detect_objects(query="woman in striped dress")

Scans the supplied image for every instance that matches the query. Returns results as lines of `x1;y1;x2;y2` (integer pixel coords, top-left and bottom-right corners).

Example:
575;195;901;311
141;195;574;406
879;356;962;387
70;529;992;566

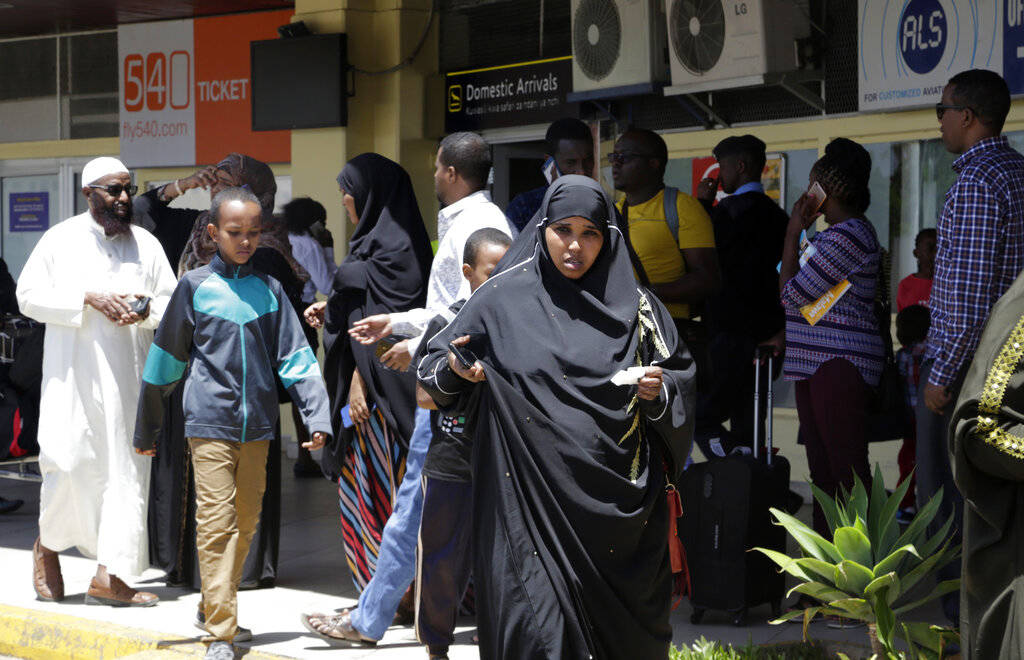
779;138;885;537
308;154;433;590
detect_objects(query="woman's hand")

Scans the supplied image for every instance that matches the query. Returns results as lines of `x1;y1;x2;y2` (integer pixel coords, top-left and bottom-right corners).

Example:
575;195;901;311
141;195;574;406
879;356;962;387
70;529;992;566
303;431;328;451
349;314;393;344
305;301;327;329
349;369;371;424
447;335;486;383
788;192;819;235
637;366;663;401
135;447;156;456
381;339;412;371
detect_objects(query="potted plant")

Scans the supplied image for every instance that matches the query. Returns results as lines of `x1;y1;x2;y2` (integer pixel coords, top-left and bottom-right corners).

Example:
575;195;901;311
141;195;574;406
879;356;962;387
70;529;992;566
754;465;960;658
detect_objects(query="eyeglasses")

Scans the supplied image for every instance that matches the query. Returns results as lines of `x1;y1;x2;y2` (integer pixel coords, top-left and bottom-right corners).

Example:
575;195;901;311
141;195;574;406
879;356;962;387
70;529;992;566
607;152;653;165
935;103;972;120
88;183;138;197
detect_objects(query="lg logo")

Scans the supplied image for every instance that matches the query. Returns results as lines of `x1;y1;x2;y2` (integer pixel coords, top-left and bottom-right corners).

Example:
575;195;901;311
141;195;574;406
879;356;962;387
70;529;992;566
899;0;947;75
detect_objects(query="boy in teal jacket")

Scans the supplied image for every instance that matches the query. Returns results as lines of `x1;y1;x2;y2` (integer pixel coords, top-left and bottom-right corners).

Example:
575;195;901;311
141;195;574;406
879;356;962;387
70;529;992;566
134;187;331;660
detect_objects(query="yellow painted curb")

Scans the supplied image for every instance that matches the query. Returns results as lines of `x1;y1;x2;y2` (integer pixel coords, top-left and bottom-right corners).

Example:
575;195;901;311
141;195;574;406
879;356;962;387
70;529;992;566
0;604;289;659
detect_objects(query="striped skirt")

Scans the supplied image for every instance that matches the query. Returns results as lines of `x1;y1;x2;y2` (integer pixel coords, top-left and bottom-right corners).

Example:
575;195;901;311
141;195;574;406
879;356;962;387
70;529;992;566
338;408;407;592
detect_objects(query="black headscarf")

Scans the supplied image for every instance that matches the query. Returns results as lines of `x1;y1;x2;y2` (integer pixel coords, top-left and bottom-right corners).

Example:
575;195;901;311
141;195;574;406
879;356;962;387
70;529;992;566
320;154;433;476
419;175;694;659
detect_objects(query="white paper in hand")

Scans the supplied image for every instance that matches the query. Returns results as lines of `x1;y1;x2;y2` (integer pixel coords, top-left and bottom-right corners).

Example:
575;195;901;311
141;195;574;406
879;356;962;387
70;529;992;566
610;366;647;386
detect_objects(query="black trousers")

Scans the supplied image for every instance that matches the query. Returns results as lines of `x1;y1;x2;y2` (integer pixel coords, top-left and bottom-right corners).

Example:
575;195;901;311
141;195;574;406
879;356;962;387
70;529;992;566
415;475;473;653
694;330;777;458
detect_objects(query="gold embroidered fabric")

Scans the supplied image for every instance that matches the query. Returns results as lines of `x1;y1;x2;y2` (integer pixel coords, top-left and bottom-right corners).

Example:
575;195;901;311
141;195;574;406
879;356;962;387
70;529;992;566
619;292;669;481
975;314;1024;460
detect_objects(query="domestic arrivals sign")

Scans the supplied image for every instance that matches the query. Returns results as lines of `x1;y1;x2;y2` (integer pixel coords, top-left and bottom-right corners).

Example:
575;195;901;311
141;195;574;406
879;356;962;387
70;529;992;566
118;10;292;167
445;56;578;132
858;0;1019;112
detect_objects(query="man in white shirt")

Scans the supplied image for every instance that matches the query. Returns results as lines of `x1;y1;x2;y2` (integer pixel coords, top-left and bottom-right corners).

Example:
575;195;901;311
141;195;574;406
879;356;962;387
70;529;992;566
301;132;511;647
18;157;176;607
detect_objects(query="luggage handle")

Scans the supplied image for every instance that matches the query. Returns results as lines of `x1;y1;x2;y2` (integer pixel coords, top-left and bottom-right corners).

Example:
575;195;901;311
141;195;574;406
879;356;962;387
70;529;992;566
753;346;775;465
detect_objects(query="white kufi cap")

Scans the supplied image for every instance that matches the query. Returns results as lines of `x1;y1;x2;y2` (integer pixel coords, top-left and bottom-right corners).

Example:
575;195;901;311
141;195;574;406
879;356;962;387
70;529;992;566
82;157;129;186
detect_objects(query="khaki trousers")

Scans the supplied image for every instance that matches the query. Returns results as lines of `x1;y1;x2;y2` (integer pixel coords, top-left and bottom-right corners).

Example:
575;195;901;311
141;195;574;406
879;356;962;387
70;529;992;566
190;437;269;642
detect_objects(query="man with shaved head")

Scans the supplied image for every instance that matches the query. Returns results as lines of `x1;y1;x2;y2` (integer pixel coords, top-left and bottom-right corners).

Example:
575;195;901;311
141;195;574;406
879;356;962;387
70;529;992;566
17;156;176;607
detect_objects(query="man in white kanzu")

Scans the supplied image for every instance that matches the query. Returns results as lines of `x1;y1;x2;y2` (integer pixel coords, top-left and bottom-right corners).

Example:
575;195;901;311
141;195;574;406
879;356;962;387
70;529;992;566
17;157;176;607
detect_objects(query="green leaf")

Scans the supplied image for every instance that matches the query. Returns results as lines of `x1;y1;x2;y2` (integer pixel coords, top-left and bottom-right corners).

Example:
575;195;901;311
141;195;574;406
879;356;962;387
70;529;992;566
897;539;957;598
867;464;889;550
873;592;897;653
753;547;815;581
810;482;843;533
849;473;870;523
919;513;956;558
792;557;840;584
894;487;944;551
834;526;873;567
834;559;875;595
873;544;920;579
828;597;874;621
876;469;913;557
788;581;850;604
768;608;806;624
769;508;843;562
897;621;961;654
854;514;870;541
864;572;898;598
893;579;961;615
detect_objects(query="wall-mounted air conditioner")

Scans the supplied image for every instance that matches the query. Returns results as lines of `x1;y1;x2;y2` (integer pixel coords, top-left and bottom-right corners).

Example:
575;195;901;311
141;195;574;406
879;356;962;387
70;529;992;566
570;0;669;97
663;0;809;95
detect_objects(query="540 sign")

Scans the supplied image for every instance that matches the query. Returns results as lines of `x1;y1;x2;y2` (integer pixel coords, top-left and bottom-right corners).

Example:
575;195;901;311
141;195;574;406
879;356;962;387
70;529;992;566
123;51;191;112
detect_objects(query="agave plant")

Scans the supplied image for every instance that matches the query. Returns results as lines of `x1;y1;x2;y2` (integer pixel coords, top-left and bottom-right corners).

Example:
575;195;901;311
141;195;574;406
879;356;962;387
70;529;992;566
754;465;960;659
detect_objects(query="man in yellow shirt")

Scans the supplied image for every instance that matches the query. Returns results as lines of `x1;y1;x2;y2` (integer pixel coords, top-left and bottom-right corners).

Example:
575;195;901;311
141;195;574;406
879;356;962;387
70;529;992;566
611;129;720;390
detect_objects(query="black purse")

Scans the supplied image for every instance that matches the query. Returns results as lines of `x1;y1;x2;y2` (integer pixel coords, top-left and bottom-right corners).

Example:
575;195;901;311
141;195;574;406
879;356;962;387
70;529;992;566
866;256;908;442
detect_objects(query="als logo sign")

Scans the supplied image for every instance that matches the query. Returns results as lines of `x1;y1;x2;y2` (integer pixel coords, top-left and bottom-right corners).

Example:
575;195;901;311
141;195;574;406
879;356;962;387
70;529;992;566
859;0;1002;111
900;0;947;74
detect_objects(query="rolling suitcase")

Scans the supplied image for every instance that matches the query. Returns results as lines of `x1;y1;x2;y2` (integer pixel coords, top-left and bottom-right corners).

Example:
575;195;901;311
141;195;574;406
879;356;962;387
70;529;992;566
679;347;790;626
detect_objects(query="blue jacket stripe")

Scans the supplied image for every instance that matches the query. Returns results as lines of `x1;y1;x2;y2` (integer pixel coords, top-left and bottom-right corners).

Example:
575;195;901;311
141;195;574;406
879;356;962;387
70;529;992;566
143;345;187;386
278;346;320;389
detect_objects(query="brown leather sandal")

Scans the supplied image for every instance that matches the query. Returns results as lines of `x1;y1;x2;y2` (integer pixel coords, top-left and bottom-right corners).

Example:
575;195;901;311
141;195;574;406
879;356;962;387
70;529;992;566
85;575;158;607
32;537;64;602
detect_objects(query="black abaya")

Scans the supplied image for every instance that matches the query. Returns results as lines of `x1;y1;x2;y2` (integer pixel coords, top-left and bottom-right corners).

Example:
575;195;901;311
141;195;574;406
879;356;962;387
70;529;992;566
418;176;695;659
320;153;433;476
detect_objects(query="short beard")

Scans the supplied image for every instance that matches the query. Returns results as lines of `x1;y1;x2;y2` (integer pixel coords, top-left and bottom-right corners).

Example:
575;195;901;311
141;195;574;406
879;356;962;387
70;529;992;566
93;202;133;236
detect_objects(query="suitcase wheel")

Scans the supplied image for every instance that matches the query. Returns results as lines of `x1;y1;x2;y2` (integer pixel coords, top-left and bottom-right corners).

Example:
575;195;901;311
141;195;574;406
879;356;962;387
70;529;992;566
689;607;705;625
731;608;747;627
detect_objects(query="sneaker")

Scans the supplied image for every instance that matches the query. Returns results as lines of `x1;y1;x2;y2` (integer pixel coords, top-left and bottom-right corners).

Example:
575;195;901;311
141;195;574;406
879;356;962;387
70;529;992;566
204;641;234;660
896;507;916;525
825;615;864;629
195;610;253;642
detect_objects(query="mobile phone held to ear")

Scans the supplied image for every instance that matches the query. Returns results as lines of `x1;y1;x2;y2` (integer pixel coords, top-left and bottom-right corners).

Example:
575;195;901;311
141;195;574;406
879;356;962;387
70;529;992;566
807;181;827;213
130;296;151;315
448;340;478;370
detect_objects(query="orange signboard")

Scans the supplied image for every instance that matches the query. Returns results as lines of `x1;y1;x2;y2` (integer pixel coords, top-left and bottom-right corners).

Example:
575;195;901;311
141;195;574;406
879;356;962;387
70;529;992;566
194;10;291;165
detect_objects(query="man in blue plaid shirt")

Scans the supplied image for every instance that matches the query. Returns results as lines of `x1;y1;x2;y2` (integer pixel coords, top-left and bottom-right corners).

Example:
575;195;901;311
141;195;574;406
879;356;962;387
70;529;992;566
920;69;1024;626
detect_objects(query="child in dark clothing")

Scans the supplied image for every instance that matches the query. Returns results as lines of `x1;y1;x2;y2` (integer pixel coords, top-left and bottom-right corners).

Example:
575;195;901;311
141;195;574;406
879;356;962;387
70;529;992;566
895;304;930;520
134;187;331;660
414;228;511;660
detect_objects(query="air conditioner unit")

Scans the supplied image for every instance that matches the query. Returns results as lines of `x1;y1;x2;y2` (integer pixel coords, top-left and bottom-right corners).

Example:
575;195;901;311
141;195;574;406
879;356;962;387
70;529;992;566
664;0;809;94
570;0;668;95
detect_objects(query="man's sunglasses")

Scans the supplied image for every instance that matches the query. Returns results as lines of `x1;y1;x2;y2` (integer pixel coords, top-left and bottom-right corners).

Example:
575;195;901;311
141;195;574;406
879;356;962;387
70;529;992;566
607;152;655;165
88;183;138;197
935;103;973;120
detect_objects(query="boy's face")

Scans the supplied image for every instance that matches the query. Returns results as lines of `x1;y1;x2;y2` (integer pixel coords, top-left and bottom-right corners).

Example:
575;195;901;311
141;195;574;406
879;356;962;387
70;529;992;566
207;200;262;266
914;233;937;274
462;243;509;292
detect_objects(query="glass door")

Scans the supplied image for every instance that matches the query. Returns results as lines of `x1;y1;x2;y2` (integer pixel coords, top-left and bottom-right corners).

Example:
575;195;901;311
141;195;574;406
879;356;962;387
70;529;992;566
1;174;60;279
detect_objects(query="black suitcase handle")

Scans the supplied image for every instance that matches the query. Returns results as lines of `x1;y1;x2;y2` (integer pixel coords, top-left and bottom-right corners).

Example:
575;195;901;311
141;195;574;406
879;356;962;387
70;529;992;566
753;346;775;465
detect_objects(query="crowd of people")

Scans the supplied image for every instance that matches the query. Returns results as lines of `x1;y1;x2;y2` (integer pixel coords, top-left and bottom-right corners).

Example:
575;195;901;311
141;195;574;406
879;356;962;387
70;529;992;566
5;66;1024;660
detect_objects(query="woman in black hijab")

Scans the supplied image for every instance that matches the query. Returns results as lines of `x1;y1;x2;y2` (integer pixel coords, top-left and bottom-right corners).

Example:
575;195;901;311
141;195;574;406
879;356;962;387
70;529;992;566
417;175;694;659
308;153;433;591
